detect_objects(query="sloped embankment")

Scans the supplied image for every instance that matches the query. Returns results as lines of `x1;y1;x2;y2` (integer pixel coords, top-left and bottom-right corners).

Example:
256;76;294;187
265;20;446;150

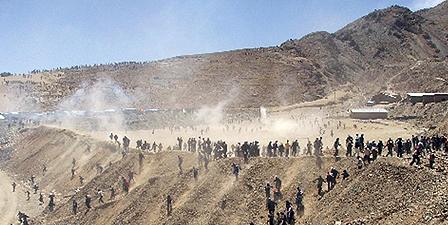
1;126;121;196
2;126;446;225
305;159;448;225
31;134;447;225
36;153;348;225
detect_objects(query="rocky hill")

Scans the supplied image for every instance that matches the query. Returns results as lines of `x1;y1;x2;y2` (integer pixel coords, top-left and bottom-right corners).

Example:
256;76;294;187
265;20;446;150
2;1;448;111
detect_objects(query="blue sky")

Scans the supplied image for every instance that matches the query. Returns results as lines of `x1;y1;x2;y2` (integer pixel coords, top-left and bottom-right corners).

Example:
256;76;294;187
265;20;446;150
0;0;444;73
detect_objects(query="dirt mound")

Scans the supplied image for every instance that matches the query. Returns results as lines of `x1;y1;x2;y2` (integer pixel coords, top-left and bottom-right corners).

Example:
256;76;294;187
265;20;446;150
1;126;121;196
7;126;437;225
0;125;445;225
39;154;447;225
306;159;448;225
34;151;351;225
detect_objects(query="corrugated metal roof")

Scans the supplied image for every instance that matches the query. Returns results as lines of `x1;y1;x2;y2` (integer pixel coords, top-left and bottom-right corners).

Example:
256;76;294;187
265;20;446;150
407;93;448;97
350;108;388;113
376;92;398;98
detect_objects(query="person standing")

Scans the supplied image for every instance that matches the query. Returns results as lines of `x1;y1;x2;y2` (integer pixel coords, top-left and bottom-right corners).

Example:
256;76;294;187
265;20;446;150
166;195;173;216
333;138;341;159
72;199;78;215
85;194;92;211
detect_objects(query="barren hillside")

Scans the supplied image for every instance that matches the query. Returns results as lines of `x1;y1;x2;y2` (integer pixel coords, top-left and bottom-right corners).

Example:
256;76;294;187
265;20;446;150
1;127;122;196
2;2;448;111
0;126;444;225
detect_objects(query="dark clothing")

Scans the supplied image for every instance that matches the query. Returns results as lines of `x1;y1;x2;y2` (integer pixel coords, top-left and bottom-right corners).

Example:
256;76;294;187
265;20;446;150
346;142;353;157
377;141;384;156
274;177;282;191
266;198;276;215
326;174;333;191
265;185;271;199
342;170;349;180
85;196;92;209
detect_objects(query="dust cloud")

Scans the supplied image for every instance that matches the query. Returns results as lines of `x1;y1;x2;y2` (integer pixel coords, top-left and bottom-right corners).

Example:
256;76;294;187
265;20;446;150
0;84;41;112
194;101;227;125
54;78;133;131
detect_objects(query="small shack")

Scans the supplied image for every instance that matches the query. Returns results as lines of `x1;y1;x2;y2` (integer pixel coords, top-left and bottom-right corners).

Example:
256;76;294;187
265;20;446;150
407;93;448;104
369;92;401;104
350;108;388;120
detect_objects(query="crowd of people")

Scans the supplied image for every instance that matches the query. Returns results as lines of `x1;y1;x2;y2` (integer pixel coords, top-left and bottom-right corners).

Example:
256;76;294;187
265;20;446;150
264;176;299;225
9;127;446;225
340;134;444;168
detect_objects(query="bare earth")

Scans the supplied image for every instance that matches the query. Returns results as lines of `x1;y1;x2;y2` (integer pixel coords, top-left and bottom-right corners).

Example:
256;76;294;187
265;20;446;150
0;171;18;225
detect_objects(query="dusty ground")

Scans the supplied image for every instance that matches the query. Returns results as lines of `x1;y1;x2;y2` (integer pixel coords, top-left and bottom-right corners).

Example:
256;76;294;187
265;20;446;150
84;116;418;153
0;170;43;225
0;171;18;225
0;97;428;225
0;78;429;225
4;136;443;225
79;96;420;153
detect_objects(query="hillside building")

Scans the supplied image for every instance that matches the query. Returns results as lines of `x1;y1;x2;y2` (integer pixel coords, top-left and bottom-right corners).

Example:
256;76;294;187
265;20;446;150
350;108;388;120
406;93;448;104
369;92;401;105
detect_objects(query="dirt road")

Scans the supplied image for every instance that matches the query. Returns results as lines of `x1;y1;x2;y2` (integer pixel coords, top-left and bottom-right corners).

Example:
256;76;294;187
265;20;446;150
0;170;18;225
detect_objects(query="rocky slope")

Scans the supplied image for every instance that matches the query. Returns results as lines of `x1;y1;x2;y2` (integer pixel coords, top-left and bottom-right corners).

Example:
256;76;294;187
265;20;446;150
2;2;448;111
1;127;121;196
0;126;445;225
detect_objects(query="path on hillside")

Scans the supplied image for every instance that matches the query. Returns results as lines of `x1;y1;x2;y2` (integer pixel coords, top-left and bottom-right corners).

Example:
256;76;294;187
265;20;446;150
386;60;422;92
0;170;18;225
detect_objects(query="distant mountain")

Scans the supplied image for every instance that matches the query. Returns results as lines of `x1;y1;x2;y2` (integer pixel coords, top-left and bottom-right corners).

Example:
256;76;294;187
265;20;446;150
6;1;448;110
